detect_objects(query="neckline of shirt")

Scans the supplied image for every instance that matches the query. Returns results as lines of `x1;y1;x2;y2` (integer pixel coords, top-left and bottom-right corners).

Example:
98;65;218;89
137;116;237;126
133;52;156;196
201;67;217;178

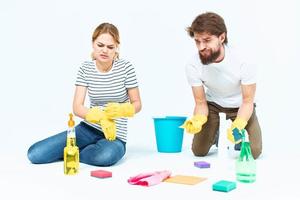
94;60;115;74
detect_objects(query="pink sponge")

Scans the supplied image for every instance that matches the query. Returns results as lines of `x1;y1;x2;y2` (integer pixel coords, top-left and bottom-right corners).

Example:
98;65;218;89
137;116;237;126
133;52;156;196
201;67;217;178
91;170;112;178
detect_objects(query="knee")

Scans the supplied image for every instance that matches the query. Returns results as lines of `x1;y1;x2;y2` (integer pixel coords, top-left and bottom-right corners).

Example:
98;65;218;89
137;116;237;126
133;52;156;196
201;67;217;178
191;145;209;157
96;152;119;166
94;151;122;166
251;145;262;159
82;147;124;166
27;144;45;164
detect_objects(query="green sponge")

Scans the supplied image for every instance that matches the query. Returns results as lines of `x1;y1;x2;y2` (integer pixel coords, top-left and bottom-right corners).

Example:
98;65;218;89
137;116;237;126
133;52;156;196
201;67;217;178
212;180;236;192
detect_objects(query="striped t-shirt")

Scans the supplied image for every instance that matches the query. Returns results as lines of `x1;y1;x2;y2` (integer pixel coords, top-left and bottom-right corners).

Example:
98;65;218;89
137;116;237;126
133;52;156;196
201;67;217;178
75;58;138;142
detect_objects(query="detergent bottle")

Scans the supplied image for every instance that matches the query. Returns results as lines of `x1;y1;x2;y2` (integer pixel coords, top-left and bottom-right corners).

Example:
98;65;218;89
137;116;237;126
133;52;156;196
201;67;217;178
64;113;79;175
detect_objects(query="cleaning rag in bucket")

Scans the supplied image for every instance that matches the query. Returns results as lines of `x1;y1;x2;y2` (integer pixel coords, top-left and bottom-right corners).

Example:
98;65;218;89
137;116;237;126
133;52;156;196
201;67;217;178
128;170;171;186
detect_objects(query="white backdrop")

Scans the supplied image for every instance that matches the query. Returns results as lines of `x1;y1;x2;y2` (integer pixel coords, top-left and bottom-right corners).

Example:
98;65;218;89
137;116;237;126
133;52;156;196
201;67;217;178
0;0;299;156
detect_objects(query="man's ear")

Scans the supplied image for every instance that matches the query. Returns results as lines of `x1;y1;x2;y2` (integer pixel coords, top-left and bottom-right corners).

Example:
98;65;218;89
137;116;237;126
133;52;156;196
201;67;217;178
219;32;226;43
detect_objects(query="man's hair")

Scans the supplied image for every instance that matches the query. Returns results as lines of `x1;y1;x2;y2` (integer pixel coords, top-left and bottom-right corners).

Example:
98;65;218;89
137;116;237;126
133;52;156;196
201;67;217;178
187;12;228;44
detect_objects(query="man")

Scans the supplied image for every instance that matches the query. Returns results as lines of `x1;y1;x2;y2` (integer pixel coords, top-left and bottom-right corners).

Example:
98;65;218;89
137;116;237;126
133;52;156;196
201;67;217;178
181;12;262;159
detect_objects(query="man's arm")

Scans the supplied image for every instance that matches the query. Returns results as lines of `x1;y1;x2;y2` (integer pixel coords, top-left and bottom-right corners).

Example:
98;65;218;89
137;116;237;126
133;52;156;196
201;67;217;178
192;86;208;116
180;86;208;134
237;83;256;121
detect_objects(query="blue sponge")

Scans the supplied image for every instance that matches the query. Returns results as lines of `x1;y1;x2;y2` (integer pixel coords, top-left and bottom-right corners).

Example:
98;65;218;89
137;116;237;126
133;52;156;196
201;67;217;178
232;128;243;143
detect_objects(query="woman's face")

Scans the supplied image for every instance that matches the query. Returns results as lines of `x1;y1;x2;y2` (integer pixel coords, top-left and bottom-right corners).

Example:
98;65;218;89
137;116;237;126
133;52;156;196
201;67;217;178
92;33;118;63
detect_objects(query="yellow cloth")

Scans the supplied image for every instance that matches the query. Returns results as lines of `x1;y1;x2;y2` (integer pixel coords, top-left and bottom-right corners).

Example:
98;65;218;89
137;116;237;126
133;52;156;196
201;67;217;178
227;117;247;143
104;102;135;118
180;115;207;134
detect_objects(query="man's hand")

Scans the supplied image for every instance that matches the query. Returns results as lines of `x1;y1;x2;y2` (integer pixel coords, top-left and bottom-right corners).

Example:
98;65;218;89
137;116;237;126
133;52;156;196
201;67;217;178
227;117;247;143
180;115;207;134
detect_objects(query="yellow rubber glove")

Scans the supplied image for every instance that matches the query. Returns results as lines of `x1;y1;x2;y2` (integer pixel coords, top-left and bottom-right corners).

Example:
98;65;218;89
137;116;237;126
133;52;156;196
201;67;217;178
104;102;135;118
85;107;106;123
180;115;208;134
227;117;247;144
227;129;236;143
85;107;117;141
99;118;116;141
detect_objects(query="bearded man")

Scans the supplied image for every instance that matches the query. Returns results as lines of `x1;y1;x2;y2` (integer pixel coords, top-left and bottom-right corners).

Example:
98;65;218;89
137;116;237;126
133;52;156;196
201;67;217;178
182;12;262;159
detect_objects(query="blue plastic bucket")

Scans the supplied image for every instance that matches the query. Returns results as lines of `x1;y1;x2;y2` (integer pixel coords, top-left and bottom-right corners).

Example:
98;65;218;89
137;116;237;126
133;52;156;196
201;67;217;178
153;116;187;153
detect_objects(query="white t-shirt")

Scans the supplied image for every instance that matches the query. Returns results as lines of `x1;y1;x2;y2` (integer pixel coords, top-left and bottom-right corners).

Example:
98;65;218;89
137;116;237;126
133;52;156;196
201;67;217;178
185;46;257;108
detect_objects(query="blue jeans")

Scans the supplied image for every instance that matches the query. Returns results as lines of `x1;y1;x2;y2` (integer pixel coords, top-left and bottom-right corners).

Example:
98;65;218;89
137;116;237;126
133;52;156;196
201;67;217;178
27;122;126;166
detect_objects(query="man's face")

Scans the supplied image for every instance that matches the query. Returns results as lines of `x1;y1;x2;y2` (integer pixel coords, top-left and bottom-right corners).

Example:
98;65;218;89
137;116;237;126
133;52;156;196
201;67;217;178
194;32;225;65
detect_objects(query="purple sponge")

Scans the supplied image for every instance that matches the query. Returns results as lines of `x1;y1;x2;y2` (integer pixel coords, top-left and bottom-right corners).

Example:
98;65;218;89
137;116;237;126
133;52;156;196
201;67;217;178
194;161;210;168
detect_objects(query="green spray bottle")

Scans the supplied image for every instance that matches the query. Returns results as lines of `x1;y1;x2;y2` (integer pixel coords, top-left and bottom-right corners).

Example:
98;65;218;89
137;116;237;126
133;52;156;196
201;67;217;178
235;129;256;183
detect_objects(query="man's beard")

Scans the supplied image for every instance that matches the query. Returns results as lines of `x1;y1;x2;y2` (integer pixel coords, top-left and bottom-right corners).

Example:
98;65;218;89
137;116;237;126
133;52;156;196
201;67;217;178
199;48;221;65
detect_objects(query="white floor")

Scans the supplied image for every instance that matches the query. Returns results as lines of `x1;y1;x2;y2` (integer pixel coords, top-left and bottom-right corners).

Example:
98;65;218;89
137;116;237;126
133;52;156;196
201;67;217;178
1;139;299;200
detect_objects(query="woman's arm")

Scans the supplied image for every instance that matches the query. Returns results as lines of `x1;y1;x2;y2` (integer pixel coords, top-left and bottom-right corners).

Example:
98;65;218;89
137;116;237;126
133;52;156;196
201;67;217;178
127;87;142;114
73;86;89;119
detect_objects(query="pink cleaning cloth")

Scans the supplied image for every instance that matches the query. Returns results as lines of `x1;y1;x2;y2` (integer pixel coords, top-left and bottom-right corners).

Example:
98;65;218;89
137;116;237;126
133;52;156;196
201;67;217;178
128;170;171;186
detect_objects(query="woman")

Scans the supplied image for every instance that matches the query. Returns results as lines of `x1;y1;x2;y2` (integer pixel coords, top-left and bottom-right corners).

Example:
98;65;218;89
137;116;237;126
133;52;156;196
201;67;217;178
27;23;142;166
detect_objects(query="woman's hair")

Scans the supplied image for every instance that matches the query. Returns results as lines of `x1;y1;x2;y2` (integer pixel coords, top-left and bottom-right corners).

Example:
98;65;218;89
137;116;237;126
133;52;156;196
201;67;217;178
92;23;120;59
186;12;228;44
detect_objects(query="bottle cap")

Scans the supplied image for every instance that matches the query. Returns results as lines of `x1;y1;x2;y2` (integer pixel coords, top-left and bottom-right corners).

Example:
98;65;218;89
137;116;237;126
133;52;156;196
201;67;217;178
68;113;75;127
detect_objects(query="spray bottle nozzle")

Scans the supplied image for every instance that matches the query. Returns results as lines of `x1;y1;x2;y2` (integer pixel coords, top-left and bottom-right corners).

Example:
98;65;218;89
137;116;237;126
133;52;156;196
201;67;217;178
68;113;75;127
